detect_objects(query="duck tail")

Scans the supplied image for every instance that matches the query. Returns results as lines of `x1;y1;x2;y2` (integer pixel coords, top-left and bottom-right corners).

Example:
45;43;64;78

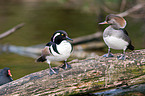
127;43;134;50
36;56;46;62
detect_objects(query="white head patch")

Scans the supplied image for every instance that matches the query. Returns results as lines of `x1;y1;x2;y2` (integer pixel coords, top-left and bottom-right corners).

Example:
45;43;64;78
53;33;60;42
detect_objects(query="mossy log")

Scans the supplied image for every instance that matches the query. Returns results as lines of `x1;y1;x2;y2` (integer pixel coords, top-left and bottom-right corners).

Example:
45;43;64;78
0;49;145;95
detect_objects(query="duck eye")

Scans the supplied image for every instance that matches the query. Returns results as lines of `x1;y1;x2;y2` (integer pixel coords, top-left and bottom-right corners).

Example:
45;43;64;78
61;34;64;36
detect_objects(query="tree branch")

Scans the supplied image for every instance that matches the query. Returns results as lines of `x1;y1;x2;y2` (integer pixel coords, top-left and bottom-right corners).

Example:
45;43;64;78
102;2;145;18
0;23;25;40
120;0;126;12
117;3;145;17
72;32;102;45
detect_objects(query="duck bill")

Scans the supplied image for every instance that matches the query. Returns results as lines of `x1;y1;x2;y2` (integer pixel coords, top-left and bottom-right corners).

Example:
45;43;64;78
8;70;12;77
66;36;73;41
99;21;108;24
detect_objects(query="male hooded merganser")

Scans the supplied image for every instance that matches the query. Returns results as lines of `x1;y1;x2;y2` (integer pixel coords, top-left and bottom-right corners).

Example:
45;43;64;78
0;67;13;86
36;30;73;75
99;14;134;60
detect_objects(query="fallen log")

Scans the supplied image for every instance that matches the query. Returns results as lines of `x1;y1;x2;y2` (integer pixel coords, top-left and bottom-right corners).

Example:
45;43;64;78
0;49;145;95
93;83;145;96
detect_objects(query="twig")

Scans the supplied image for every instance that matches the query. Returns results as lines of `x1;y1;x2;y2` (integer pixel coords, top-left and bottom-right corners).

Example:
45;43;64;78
117;3;145;17
120;0;126;12
72;32;102;45
101;6;117;14
102;2;145;18
0;23;25;40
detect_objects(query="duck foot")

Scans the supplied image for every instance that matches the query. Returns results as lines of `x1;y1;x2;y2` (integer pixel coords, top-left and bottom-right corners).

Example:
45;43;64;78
103;53;114;57
49;68;59;75
60;63;72;70
117;55;126;60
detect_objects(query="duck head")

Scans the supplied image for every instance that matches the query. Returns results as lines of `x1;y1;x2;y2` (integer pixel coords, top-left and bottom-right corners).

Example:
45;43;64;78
99;14;127;29
51;30;73;44
1;67;12;77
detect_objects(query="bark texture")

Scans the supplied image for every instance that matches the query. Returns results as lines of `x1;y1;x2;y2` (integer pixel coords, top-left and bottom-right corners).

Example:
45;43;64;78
0;49;145;96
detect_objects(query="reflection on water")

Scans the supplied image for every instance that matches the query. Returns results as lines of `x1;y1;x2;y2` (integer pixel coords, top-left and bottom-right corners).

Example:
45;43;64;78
0;1;144;80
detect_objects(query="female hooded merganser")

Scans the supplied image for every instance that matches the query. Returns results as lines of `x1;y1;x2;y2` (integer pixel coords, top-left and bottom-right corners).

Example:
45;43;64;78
36;30;73;75
99;14;134;60
0;67;13;86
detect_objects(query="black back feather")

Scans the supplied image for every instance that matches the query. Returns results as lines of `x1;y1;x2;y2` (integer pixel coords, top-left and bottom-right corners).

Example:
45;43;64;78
36;56;46;62
120;28;129;36
120;28;134;50
127;43;134;50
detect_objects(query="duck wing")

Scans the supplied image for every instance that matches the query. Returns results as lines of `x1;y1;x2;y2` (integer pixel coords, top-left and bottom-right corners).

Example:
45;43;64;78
121;28;128;36
121;29;134;50
36;42;53;62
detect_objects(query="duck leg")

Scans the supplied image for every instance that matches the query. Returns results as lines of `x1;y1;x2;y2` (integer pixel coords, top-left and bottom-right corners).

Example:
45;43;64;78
47;60;59;75
117;50;126;60
103;47;114;57
60;60;72;70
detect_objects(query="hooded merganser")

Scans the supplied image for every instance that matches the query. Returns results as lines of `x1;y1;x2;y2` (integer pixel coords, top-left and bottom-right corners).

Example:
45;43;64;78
36;30;73;75
0;67;13;86
99;14;134;60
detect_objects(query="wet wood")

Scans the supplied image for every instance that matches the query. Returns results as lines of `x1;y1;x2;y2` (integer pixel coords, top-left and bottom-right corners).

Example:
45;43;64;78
0;49;145;96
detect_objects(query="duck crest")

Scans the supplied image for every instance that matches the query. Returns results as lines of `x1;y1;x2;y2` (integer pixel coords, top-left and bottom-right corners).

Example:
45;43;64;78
113;16;126;29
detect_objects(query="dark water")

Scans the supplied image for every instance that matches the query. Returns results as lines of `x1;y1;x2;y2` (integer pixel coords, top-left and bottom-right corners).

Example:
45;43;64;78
0;1;144;80
0;1;97;80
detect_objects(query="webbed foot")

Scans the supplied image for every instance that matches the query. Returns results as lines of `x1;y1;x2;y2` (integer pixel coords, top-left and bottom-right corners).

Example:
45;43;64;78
49;68;59;75
103;53;114;57
60;63;72;70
